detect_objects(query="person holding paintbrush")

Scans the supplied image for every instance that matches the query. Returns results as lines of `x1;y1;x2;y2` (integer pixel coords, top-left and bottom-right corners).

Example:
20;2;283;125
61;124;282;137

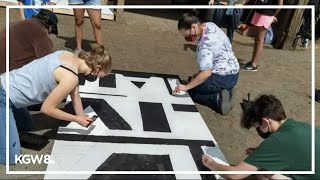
174;13;239;115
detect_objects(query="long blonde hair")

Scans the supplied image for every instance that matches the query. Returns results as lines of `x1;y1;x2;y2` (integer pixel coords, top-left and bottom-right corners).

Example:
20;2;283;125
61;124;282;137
79;44;112;74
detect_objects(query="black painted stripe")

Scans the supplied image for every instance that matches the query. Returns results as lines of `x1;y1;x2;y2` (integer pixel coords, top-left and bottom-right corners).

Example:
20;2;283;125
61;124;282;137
79;92;127;97
164;78;173;96
89;154;176;179
55;134;215;147
111;69;181;81
94;153;174;171
55;134;216;178
172;104;198;112
99;73;116;88
189;145;216;180
139;102;171;133
62;98;131;130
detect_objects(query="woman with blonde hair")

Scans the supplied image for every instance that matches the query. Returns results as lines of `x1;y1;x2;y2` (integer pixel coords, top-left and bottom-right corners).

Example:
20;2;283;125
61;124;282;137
0;44;111;165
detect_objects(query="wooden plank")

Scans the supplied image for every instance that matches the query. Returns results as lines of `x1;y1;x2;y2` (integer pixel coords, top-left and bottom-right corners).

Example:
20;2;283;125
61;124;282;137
0;1;114;21
282;0;309;49
272;0;296;49
116;0;125;23
0;1;17;6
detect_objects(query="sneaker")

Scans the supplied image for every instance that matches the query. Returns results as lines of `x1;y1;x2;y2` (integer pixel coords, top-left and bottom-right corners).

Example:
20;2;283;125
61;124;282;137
74;48;83;57
316;89;320;103
229;87;236;109
219;89;231;115
242;62;258;71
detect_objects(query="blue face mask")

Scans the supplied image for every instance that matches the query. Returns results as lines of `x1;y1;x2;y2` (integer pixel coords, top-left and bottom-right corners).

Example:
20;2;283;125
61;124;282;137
84;69;100;82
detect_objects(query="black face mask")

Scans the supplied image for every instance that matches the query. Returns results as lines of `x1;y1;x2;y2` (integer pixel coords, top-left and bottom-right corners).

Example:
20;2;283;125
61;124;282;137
256;127;272;139
84;69;99;82
83;74;97;82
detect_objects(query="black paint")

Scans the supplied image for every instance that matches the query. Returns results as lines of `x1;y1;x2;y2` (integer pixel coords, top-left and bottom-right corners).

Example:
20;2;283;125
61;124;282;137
79;92;127;97
78;74;86;85
99;73;116;88
111;69;182;95
55;134;215;148
139;102;171;133
62;98;131;130
89;153;176;180
163;78;173;96
19;132;49;151
55;134;216;178
172;104;198;112
27;104;43;111
189;145;216;180
131;81;145;89
111;70;181;80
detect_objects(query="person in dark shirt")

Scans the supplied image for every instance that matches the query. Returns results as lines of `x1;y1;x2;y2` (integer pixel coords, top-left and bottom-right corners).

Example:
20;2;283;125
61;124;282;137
0;9;58;133
202;94;320;179
0;9;58;74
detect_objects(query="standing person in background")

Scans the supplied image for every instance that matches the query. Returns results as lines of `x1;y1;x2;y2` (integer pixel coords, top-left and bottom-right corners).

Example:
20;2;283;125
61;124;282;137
242;0;283;71
208;0;243;43
175;13;239;115
18;0;56;20
69;0;102;56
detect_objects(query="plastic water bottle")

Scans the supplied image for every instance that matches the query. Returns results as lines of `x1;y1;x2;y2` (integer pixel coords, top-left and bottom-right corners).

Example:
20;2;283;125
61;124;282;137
303;39;309;48
264;27;274;45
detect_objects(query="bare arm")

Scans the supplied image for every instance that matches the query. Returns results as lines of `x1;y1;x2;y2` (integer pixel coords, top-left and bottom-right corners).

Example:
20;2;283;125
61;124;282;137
174;69;212;93
40;71;92;126
202;155;258;180
70;85;86;117
18;1;25;20
216;161;258;179
274;0;283;16
186;69;212;90
40;74;79;122
242;0;250;5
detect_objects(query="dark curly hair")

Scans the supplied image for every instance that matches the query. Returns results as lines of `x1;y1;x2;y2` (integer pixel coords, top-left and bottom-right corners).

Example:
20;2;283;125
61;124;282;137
178;13;200;31
241;94;287;129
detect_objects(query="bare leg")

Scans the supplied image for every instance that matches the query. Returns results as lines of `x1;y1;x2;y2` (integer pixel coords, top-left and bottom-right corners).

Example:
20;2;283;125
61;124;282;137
73;9;86;49
250;26;267;67
86;9;102;45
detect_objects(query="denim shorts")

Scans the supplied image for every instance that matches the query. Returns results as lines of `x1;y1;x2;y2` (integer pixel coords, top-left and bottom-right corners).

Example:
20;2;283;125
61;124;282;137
68;0;101;5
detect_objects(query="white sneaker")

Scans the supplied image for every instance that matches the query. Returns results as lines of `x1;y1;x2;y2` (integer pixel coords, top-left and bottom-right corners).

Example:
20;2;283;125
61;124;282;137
74;48;83;57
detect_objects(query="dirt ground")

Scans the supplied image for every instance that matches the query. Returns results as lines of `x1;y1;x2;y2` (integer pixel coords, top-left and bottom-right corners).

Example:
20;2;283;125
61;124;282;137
0;7;318;179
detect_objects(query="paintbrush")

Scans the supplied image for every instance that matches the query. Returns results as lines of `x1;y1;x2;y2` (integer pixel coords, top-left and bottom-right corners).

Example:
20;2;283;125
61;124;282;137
85;115;99;128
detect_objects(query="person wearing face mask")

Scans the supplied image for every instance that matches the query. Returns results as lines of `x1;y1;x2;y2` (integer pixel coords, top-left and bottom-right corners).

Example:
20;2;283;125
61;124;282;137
0;44;112;165
202;94;320;179
0;9;58;74
175;13;239;115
